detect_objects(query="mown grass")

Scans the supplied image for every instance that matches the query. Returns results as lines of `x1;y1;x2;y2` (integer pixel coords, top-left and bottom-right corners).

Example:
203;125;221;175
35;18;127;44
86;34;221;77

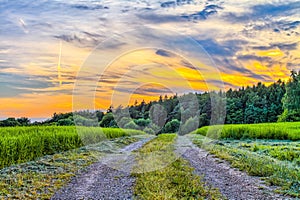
0;126;144;169
133;134;224;200
192;135;300;197
193;122;300;141
237;141;300;165
0;136;141;199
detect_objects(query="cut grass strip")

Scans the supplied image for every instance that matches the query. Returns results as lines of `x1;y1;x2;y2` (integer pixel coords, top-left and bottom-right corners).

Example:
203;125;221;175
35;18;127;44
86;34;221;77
192;135;300;197
133;134;224;200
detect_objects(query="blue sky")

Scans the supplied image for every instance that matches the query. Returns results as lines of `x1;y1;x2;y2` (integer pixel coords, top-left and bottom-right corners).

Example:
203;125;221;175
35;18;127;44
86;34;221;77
0;0;299;118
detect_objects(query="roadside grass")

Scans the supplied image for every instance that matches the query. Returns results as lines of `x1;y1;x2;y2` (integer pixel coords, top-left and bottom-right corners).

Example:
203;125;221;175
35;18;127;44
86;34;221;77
133;134;224;200
193;122;300;141
0;126;144;169
0;136;142;199
192;135;300;197
236;141;300;164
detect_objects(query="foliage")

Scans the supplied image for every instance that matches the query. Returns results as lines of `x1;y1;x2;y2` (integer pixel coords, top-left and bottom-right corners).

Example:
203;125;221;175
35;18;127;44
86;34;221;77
57;118;74;126
134;118;150;127
117;117;132;128
162;119;180;133
143;127;155;134
179;117;198;135
124;121;139;130
99;113;116;127
280;70;300;122
74;115;98;127
0;117;30;127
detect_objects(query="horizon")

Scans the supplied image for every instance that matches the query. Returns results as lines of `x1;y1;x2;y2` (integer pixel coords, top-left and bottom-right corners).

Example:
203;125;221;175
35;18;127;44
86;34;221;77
0;77;289;120
1;0;299;118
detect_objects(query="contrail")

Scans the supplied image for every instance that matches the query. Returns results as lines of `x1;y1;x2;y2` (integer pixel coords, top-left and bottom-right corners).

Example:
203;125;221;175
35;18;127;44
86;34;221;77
58;40;62;86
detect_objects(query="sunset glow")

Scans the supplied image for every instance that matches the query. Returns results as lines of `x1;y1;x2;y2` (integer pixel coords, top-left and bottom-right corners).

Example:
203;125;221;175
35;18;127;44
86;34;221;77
0;0;299;119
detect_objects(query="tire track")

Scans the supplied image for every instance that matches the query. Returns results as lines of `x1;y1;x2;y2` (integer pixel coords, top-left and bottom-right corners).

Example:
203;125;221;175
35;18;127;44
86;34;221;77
174;136;291;200
51;136;154;200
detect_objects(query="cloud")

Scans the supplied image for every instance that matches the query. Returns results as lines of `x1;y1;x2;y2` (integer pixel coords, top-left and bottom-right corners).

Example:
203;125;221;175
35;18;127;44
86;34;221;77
180;60;197;70
237;54;273;62
0;72;59;97
71;4;109;10
54;32;102;48
252;42;298;51
155;49;174;57
137;13;184;23
251;1;300;18
181;4;223;21
138;2;223;24
280;21;300;31
248;20;300;36
196;39;242;57
160;0;193;8
134;86;172;96
114;84;172;96
224;1;300;23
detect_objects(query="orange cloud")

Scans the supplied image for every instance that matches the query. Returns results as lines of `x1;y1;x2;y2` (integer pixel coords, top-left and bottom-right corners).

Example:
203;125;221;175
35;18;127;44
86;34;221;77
256;49;284;57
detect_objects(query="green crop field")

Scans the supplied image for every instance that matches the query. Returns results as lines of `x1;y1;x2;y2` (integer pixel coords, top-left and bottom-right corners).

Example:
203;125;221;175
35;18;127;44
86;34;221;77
192;122;300;197
193;122;300;141
0;126;144;169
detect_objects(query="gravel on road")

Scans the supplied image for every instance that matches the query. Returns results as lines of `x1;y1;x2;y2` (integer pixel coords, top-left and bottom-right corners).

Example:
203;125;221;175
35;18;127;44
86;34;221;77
174;136;292;200
51;137;153;200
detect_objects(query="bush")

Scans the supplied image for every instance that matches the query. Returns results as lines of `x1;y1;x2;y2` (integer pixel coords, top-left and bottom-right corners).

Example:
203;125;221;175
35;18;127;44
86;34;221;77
179;117;199;135
134;118;151;127
124;121;139;130
118;117;132;128
162;119;180;133
74;115;98;127
99;113;114;127
57;118;74;126
143;127;155;135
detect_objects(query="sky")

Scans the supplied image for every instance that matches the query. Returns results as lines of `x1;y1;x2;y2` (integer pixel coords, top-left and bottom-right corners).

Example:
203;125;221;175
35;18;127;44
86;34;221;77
0;0;300;119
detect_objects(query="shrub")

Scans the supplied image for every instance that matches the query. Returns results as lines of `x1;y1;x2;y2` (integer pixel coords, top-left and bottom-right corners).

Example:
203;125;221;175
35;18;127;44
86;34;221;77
162;119;180;133
57;118;74;126
179;117;199;135
124;121;139;130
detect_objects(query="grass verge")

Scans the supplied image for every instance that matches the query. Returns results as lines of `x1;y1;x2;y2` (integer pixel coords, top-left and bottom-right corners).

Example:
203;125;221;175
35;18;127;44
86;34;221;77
192;135;300;197
133;134;224;200
0;136;142;199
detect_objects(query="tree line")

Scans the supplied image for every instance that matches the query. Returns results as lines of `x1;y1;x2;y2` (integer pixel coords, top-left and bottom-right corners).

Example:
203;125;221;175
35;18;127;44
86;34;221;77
1;71;300;133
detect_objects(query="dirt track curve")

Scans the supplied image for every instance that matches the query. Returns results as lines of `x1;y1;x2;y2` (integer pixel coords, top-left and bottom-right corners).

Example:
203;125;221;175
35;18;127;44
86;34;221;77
175;136;293;200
